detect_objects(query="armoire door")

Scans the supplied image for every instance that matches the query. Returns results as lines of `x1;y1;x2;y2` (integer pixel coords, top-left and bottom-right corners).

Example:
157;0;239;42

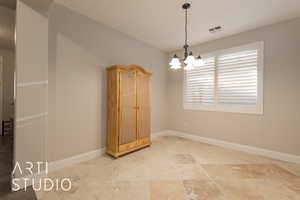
119;71;137;145
137;71;151;139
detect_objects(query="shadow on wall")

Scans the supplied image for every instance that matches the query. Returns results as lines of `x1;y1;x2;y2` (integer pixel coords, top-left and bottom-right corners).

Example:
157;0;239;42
49;3;167;68
48;33;105;160
20;0;52;15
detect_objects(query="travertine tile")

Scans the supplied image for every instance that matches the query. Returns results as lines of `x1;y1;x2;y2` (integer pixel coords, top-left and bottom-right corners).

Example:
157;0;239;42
113;161;150;181
63;180;151;200
2;187;37;200
35;136;300;200
148;162;182;180
192;146;273;165
277;162;300;177
150;180;186;200
179;165;211;180
284;178;300;195
217;179;300;200
202;164;298;181
174;154;196;164
112;181;150;200
183;180;225;200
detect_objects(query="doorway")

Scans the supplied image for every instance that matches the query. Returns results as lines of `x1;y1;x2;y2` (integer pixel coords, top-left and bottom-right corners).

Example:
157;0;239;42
0;51;15;196
0;0;16;196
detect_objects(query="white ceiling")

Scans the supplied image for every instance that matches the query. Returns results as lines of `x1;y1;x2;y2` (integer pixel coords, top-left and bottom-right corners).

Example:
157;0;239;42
57;0;300;51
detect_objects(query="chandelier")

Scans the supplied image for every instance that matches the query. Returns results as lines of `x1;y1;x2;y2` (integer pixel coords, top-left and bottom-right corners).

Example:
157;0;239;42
169;3;204;70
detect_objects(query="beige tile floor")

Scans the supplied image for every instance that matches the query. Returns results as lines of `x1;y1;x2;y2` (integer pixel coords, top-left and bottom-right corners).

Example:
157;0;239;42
36;136;300;200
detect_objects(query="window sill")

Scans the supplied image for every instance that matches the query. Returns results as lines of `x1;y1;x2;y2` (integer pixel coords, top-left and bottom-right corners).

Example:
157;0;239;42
183;104;263;115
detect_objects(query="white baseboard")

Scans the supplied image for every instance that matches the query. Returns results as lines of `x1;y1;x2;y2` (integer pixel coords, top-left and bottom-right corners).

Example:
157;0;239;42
49;130;170;172
163;130;300;164
151;130;170;139
48;148;105;172
49;130;172;172
14;129;300;191
46;130;175;173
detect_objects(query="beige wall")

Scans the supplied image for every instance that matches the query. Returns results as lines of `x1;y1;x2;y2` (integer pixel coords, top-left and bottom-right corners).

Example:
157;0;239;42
47;3;168;162
15;0;48;177
0;49;14;120
167;18;300;156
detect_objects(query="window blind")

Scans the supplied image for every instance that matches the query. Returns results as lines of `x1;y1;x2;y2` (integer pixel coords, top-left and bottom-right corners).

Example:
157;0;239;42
183;41;263;114
184;57;215;105
217;50;258;105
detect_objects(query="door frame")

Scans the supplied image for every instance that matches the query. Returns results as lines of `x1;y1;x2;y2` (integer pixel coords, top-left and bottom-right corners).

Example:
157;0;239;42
0;56;3;131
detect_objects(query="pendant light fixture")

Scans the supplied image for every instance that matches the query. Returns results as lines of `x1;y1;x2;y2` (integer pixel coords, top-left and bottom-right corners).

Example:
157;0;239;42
169;3;204;70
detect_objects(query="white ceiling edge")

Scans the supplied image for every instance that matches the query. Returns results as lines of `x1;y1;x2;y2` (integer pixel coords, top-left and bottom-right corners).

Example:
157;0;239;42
53;0;300;53
167;17;300;53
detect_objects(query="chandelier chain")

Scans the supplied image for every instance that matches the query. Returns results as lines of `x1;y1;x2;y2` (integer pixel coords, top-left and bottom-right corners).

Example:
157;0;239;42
169;2;204;70
185;7;188;46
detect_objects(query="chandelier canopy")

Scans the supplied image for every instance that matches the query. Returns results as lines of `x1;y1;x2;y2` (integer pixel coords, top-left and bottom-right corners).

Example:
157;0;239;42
169;3;204;70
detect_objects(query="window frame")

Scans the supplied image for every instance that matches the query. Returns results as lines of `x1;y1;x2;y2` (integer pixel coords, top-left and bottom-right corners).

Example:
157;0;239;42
183;41;264;115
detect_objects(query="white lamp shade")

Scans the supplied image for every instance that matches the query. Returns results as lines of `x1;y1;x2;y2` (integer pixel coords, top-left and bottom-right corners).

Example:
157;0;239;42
184;63;194;71
184;55;195;65
170;64;181;70
194;58;205;67
169;57;181;66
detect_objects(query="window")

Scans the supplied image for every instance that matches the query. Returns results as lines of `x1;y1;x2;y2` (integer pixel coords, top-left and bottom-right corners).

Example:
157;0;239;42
184;41;264;114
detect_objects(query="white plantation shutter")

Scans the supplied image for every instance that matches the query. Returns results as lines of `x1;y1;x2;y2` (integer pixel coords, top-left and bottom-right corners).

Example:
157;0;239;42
183;41;263;114
217;50;258;105
184;57;215;106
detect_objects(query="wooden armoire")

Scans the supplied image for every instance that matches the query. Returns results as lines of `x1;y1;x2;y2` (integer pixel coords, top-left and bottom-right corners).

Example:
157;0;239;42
106;65;152;158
